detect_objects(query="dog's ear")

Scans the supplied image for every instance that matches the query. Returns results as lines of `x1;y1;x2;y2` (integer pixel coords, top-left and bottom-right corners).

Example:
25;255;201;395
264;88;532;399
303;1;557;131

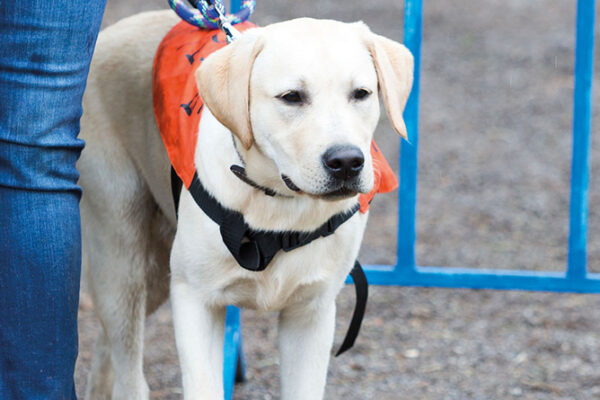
196;31;265;149
364;29;414;140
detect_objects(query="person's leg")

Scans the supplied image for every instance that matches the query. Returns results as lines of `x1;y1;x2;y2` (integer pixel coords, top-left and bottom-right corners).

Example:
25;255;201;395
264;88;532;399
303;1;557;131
0;1;106;398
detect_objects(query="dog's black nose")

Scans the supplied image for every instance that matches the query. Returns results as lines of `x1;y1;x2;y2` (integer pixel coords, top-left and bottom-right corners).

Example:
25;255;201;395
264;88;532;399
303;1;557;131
322;145;364;180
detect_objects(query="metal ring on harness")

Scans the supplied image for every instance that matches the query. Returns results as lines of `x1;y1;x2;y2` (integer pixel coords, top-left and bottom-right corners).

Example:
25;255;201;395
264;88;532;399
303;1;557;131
167;0;256;29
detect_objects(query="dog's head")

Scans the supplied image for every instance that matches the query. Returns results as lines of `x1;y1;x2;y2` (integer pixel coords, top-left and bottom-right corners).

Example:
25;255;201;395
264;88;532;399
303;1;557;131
196;18;413;200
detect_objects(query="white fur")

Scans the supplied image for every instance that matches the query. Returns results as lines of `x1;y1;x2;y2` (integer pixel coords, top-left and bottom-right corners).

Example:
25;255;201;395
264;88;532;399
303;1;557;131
79;10;412;400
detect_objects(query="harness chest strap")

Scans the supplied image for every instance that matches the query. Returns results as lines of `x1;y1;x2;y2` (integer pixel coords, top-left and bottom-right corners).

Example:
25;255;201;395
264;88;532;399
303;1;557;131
171;168;367;356
186;171;360;271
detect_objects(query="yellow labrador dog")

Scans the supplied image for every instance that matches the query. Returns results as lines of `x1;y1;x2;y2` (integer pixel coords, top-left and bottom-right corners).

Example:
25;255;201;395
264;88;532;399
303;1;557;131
79;10;412;400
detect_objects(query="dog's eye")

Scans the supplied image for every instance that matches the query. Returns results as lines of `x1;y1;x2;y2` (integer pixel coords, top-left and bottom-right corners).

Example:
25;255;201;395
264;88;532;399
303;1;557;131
278;90;304;105
352;88;372;101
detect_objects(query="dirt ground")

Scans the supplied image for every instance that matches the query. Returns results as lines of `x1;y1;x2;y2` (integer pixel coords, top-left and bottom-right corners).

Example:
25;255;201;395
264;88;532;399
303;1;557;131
75;1;600;399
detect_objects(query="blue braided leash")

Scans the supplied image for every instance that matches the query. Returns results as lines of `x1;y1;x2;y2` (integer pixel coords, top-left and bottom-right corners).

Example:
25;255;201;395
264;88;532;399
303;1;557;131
168;0;255;29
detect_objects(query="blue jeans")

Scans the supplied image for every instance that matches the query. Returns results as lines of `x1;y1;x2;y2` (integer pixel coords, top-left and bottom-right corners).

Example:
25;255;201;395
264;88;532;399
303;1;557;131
0;1;106;398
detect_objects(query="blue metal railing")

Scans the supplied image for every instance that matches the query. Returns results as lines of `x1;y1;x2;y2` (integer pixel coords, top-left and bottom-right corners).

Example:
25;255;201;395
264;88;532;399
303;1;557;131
360;0;598;293
361;0;599;293
223;0;597;397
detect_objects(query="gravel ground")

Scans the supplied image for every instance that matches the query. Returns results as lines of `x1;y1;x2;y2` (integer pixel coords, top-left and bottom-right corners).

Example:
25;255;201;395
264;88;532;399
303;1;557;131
76;1;600;399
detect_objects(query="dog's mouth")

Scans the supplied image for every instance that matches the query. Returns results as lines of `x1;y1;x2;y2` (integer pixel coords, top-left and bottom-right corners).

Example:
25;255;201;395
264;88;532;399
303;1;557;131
281;174;301;192
281;174;359;200
319;187;358;201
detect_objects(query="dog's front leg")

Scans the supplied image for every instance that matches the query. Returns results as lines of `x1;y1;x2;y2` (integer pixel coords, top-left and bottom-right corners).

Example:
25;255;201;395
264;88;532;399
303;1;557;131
171;280;226;400
278;298;336;400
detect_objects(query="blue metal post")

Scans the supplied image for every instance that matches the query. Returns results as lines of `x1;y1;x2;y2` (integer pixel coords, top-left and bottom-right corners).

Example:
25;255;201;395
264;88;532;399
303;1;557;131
396;0;423;272
223;306;244;400
567;0;595;280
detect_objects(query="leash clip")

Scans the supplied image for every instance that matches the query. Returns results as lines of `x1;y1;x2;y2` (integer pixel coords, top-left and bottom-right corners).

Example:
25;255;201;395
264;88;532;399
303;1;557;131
213;3;242;43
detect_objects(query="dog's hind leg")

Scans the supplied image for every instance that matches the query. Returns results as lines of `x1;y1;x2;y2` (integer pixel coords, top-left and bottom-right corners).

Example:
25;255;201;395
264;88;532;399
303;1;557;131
85;331;114;400
81;176;157;400
86;235;150;400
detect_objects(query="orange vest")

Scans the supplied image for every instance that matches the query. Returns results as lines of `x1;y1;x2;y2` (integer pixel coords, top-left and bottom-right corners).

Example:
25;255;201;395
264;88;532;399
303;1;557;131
153;21;398;213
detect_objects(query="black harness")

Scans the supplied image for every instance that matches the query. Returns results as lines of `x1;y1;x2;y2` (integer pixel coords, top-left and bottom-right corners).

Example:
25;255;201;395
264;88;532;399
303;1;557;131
171;167;368;356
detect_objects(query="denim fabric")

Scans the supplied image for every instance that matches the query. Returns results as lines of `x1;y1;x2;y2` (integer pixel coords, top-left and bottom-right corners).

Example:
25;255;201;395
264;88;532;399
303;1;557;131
0;0;106;398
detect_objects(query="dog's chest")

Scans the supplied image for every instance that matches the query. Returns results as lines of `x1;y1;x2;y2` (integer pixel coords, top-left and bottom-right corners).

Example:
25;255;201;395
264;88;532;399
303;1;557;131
217;235;356;311
175;202;366;312
218;267;326;311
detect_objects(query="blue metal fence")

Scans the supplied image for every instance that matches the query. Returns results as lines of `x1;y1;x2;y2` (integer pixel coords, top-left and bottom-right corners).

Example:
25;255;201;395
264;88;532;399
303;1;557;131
363;0;598;293
223;0;597;398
